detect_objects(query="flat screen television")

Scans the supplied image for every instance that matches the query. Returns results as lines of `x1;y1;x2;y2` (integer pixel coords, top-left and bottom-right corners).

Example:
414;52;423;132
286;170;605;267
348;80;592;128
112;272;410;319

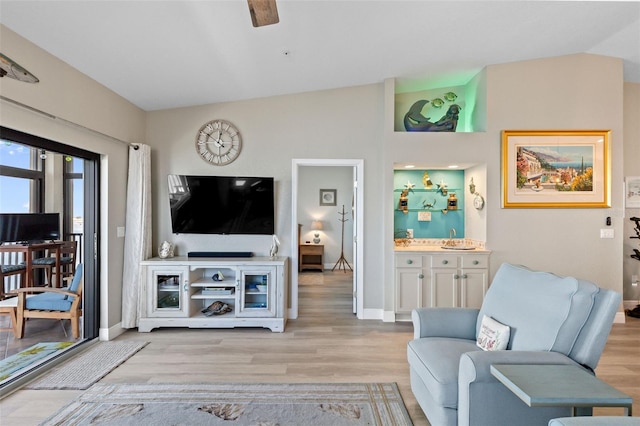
0;213;61;244
168;175;275;235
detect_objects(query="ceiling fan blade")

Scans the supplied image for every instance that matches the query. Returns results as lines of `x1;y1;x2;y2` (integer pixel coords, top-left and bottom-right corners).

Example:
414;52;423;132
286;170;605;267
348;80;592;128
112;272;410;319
248;0;279;27
0;53;39;83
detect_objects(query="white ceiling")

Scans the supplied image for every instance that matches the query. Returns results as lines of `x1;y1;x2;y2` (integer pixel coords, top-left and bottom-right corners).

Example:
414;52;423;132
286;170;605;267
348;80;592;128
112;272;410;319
1;1;639;112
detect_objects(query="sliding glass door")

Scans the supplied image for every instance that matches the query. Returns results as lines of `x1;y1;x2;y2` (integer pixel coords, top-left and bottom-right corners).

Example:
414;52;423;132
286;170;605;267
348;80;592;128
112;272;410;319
0;126;100;344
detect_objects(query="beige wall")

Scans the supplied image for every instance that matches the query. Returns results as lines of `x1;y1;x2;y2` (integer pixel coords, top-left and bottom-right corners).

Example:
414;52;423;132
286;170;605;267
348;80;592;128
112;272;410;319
2;23;636;329
384;53;626;315
0;25;146;338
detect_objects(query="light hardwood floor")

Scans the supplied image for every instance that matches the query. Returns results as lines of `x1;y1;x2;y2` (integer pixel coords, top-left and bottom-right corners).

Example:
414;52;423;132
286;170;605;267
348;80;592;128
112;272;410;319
1;271;639;425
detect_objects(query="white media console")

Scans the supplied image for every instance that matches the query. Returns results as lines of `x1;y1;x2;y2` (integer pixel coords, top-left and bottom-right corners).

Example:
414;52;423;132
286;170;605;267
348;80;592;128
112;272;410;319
139;256;288;332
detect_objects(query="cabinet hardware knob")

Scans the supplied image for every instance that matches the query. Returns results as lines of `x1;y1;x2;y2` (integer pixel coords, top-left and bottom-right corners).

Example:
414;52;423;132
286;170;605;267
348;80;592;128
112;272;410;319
473;260;479;265
463;274;468;279
442;260;448;265
406;259;413;264
454;274;460;279
418;274;424;279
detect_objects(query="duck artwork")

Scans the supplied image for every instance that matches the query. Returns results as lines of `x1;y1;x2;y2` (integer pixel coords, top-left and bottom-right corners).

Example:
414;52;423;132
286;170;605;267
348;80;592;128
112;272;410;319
404;100;461;132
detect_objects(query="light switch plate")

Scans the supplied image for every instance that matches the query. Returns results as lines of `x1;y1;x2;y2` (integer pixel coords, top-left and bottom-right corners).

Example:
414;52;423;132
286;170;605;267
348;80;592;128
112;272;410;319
117;226;126;238
599;229;614;238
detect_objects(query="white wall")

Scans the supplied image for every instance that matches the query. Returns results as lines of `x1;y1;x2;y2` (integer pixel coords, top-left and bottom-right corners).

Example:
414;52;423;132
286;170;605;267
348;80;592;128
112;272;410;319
146;85;385;308
383;53;626;315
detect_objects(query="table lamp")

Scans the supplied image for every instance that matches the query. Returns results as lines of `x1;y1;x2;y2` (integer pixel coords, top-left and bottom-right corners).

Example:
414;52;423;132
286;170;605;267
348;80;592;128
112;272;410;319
311;220;323;244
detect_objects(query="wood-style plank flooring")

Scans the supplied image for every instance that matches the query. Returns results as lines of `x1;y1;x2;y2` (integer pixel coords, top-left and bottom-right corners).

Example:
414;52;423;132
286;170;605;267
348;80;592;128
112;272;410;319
1;271;639;425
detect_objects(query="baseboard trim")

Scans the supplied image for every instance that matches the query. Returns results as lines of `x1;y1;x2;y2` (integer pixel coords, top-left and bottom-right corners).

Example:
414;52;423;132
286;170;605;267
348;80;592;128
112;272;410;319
99;322;126;341
362;308;383;320
614;311;626;324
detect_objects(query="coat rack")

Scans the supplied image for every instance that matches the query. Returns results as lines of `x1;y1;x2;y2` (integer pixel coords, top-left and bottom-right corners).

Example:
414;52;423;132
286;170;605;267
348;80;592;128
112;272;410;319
332;204;352;272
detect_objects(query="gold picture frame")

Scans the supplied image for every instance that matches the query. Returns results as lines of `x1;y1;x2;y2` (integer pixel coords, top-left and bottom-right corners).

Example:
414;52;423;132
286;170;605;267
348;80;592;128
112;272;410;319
501;130;611;208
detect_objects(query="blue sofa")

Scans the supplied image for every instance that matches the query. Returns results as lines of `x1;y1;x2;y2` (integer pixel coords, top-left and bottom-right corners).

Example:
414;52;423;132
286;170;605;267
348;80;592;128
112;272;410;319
407;263;622;426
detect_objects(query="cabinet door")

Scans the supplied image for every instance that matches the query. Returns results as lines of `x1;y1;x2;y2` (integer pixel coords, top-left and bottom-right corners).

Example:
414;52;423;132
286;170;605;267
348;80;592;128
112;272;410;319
430;268;458;308
238;267;277;317
395;268;424;313
149;267;189;317
459;269;488;308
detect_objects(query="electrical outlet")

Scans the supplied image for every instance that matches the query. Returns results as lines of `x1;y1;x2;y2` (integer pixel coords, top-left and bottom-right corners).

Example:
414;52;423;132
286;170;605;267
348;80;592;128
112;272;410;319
406;229;414;239
633;275;639;287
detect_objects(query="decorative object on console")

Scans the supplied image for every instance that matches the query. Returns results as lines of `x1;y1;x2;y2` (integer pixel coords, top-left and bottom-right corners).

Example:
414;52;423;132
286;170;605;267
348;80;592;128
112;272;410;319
319;189;336;206
269;234;280;258
195;119;242;166
311;221;323;244
158;241;174;259
212;271;225;281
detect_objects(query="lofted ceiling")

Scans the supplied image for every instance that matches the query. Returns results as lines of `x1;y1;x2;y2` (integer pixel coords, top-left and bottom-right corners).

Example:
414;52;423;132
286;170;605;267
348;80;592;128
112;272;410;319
1;1;639;112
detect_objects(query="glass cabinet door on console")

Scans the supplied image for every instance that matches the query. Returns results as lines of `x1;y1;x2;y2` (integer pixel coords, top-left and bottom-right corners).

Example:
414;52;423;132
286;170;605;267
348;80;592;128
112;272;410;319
149;268;189;317
238;267;277;318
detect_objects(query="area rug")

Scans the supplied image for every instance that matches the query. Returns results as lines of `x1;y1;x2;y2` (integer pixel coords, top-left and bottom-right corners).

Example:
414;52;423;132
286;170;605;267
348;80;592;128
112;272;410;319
26;341;148;390
40;382;413;425
0;342;74;381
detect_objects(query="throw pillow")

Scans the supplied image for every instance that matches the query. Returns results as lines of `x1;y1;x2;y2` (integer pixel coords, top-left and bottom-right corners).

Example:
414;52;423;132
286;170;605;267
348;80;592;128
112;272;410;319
477;315;510;351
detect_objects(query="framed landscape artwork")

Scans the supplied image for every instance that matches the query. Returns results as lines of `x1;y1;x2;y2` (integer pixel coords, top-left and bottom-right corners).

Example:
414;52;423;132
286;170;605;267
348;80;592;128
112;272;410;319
502;130;611;208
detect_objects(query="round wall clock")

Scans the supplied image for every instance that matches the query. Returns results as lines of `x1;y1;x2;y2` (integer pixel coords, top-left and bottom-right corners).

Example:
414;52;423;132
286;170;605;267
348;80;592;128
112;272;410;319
473;193;485;210
195;119;242;165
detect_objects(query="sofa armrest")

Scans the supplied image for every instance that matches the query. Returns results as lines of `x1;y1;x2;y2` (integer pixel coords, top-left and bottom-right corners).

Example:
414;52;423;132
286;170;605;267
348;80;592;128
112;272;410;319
411;307;479;340
459;350;580;384
457;351;583;426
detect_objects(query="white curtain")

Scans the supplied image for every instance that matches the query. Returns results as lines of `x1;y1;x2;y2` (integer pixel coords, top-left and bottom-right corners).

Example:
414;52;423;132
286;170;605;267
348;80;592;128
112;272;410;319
121;144;152;328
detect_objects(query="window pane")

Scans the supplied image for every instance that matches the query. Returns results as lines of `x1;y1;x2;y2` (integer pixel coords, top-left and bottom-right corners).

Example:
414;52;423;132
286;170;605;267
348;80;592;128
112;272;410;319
72;179;84;233
0;176;31;212
0;140;36;169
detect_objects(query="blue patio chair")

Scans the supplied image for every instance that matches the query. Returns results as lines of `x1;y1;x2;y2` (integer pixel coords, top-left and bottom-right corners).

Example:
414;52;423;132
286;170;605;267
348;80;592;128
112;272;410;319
13;263;83;339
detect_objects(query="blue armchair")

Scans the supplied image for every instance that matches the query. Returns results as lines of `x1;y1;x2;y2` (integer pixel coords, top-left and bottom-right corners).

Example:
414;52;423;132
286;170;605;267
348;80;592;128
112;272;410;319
14;263;83;339
407;263;621;426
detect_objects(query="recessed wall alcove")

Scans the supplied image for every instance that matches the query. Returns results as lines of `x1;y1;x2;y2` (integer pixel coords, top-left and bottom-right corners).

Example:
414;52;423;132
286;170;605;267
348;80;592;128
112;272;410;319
393;70;487;133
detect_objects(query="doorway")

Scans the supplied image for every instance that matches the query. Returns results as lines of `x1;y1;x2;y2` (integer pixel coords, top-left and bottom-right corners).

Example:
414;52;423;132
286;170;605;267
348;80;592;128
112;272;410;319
291;159;364;320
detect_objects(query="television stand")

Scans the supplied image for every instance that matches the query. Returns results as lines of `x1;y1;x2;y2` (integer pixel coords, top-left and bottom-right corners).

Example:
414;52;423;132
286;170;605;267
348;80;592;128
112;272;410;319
139;256;288;332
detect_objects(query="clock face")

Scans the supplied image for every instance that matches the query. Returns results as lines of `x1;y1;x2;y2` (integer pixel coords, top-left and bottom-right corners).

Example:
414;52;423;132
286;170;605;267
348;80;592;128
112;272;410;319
195;120;242;165
473;194;485;210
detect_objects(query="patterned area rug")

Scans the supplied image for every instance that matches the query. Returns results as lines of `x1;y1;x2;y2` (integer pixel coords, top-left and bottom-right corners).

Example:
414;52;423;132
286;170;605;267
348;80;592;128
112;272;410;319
41;382;413;425
0;342;74;381
26;341;148;390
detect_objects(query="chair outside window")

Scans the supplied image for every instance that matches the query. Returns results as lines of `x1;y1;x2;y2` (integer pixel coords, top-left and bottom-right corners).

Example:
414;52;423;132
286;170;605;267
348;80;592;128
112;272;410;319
31;240;77;288
14;263;83;339
1;263;26;300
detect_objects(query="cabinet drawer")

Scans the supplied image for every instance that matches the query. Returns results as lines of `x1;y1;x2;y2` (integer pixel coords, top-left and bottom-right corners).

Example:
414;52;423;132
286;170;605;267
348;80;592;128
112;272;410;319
395;254;423;268
461;255;489;269
431;255;459;268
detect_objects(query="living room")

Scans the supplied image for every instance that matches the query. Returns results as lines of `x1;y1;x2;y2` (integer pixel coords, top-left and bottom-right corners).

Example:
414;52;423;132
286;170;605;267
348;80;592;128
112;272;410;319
1;1;639;424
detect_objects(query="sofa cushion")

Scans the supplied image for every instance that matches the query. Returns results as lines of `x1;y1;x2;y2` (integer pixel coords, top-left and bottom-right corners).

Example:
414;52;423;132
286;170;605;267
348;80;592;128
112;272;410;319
407;337;480;408
478;263;598;355
26;292;72;311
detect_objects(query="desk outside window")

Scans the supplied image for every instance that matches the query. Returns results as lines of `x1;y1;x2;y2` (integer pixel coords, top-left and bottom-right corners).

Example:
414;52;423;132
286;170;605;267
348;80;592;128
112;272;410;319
0;241;63;288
